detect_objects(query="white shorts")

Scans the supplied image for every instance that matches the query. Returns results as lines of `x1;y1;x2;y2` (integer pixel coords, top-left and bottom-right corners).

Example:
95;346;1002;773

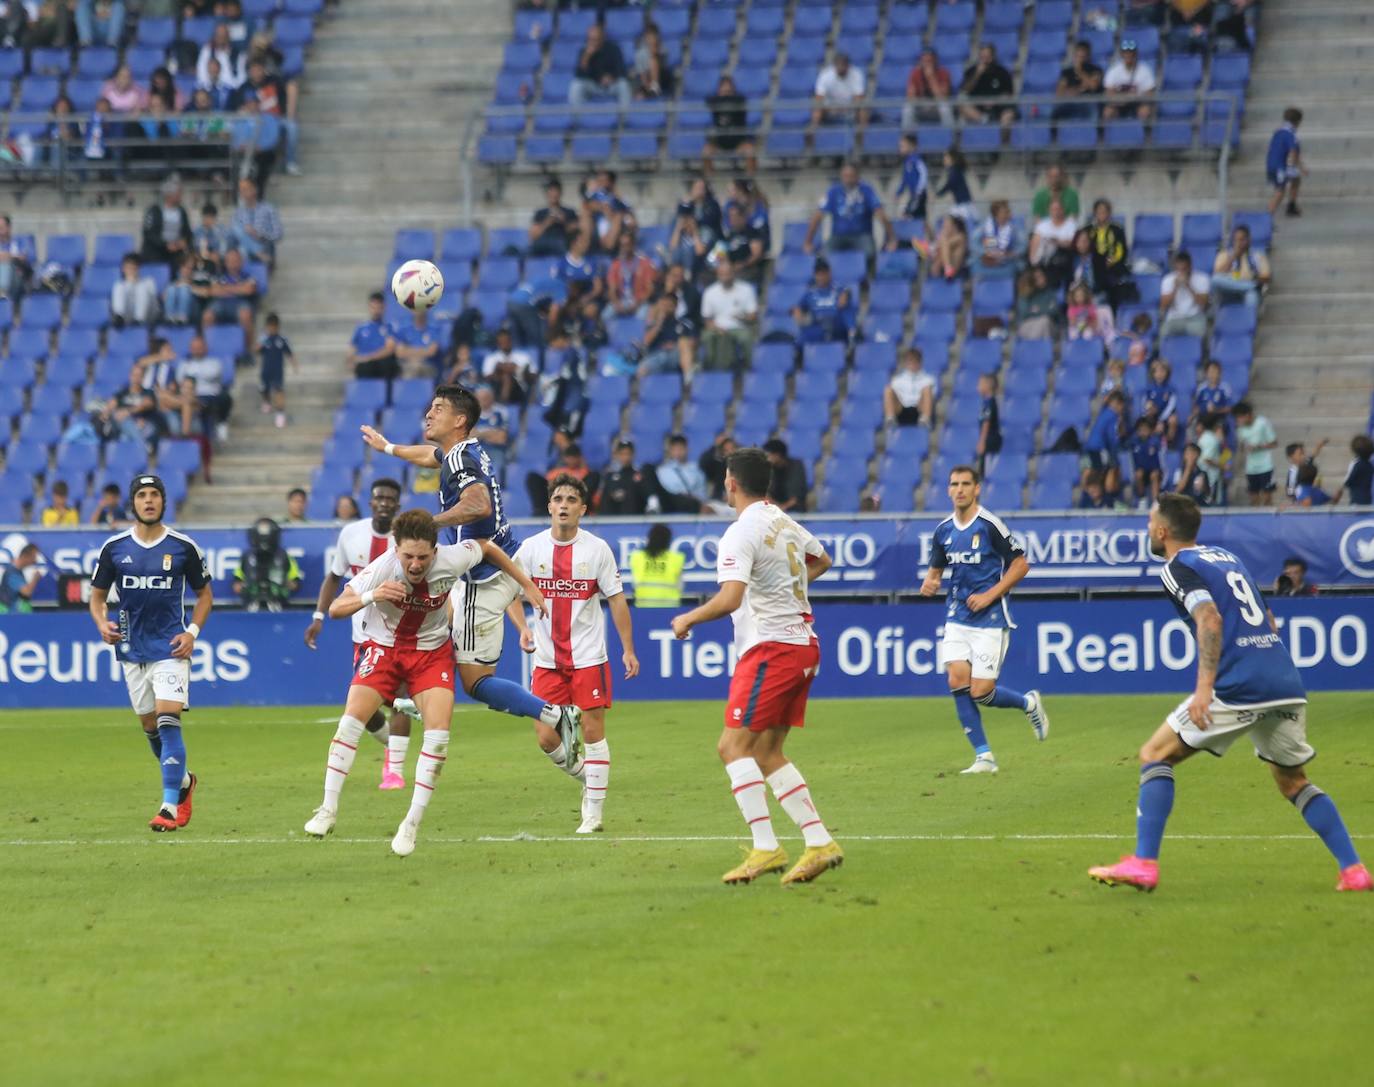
122;658;191;715
1167;697;1313;767
450;572;520;666
941;622;1010;681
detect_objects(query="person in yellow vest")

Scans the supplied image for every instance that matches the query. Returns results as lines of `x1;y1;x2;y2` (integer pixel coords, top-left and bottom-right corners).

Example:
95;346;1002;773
630;523;684;607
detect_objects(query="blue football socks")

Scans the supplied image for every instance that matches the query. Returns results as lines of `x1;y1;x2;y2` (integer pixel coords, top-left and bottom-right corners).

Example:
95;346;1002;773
1291;784;1360;869
144;728;162;760
951;686;990;755
155;714;187;808
471;676;548;721
975;686;1029;711
1135;762;1175;860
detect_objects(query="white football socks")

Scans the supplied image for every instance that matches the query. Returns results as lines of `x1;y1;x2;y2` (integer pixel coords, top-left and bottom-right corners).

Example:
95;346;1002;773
367;716;390;744
405;730;449;826
323;715;366;812
545;740;586;780
582;739;610;818
387;734;410;778
725;757;778;851
767;762;833;848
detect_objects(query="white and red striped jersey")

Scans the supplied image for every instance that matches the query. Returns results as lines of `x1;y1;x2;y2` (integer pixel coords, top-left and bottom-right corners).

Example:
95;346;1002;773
716;500;825;657
348;540;483;651
512;528;623;670
329;518;394;643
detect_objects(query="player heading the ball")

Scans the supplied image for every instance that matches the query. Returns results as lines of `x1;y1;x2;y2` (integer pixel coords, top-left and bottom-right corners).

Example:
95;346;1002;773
88;475;213;832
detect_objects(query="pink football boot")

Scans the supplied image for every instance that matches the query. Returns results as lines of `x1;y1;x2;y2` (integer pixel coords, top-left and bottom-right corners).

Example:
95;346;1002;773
1088;855;1160;892
1336;863;1373;892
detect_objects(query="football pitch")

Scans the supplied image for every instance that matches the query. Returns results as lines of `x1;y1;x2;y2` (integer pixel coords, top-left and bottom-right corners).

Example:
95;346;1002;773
3;693;1372;1087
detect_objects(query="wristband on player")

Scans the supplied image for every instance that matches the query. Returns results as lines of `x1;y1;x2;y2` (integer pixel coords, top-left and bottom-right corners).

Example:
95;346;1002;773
360;589;376;606
311;610;325;622
185;622;201;638
383;442;395;456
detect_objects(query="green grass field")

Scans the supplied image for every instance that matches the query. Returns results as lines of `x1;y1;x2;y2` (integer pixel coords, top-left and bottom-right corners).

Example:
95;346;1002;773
3;693;1372;1086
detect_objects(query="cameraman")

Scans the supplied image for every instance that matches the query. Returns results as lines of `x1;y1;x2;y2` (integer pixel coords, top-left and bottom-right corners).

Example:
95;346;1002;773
232;518;301;612
1273;556;1318;597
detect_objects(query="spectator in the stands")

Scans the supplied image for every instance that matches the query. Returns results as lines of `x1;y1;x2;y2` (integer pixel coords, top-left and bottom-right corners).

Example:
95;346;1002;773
528;177;578;258
568;22;630;110
101;63;148;112
547;226;601;333
894;133;929;228
110;253;160;328
1273;557;1317;597
699;257;757;372
285;487;308;523
1197;412;1230;504
443;341;480;387
230;177;283;265
193;203;230;273
42;480;79;526
902;48;953;130
1130;415;1164;504
257;311;295;429
346;292;398;380
975;199;1019;279
1102;40;1156;121
1077;470;1113;510
884;346;935;428
1160;250;1210;337
1284;440;1326;499
199;245;258;351
1015;267;1059;339
111;352;170;446
1067;282;1113;341
473;385;511;481
1333;434;1374;506
793;259;851;345
197;22;246;89
179;332;234;442
679;176;722;253
1292;462;1330;508
637;288;684;378
1233;400;1277;506
1054;40;1104;122
1266;107;1305;217
667;196;711;283
1171;442;1212;505
720;202;767;285
141;176;194;270
242;57;301;177
395;311;440;378
698;434;737;502
482;327;535;404
958;43;1016;128
976;372;1002;474
1211;224;1270;308
528;441;600;511
1029;197;1078;286
1166;0;1214;52
581;169;634;254
655;434;709;513
763;439;808;512
597;440;650;515
89;483;125;528
147;66;185;111
1031;163;1080;223
606;229;658;320
1068;229;1099;295
0;543;39;613
703;75;755;177
936;149;976;224
1088;198;1132;306
631;21;674;100
1141;358;1180;446
804;162;894;257
333;495;360;521
162;256;198;326
1084;389;1128;494
196;56;236;111
1192;360;1233;434
812;51;866;127
0;215;28;299
19;1;72;48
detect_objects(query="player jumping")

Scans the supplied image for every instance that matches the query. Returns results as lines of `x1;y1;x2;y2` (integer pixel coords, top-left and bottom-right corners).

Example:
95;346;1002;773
361;385;582;753
304;476;419;789
671;447;843;886
303;509;548;856
506;474;639;834
89;474;213;832
919;464;1049;774
1089;494;1372;893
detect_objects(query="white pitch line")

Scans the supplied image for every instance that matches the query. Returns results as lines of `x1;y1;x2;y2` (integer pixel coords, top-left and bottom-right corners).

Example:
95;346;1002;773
0;833;1362;847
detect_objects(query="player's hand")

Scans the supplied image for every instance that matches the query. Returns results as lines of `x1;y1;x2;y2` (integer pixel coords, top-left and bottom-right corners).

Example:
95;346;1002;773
169;631;196;659
523;585;548;619
519;628;535;653
98;619;121;644
360;424;389;452
918;577;941;598
802;239;814;255
623;650;640;679
670;614;692;640
1187;688;1213;731
304;618;322;649
373;580;409;605
965;591;993;613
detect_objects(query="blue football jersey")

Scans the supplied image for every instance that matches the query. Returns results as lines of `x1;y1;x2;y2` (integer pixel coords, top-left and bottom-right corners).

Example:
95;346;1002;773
929;507;1025;629
1160;546;1306;706
436;438;517;581
90;528;209;663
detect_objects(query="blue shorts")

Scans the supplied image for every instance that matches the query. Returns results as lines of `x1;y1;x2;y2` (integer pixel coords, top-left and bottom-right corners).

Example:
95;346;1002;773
1268;167;1299;189
1247;470;1275;494
1083;448;1112;473
259;361;284;393
213;298;251;323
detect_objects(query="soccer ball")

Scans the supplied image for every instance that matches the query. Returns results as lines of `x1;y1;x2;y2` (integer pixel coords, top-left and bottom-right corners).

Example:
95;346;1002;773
391;259;444;312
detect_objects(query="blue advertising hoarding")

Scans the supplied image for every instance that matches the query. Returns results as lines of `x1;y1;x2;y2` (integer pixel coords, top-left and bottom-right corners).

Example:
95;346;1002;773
2;597;1368;709
4;509;1374;603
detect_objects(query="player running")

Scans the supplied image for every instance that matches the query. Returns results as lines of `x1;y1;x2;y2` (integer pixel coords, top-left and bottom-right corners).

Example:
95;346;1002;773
303;509;548;856
88;474;213;832
304;476;419;789
506;474;639;834
1090;494;1372;894
360;385;582;753
671;447;843;886
919;464;1049;775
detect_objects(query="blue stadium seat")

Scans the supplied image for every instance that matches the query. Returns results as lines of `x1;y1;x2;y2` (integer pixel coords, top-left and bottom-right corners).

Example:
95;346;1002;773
1105;120;1147;150
780;426;825;465
1210;54;1251;93
852;341;895;373
933;32;972;68
273;15;315;46
792;5;832;37
826;250;866;291
1214;306;1257;338
846;369;889;404
741;371;786;409
1063;338;1105;371
92;233;136;268
863;313;905;343
868;280;912;316
797;342;841;374
1160;334;1202;371
696;7;737;38
570;134;614;162
45;354;89;391
206;326;245;360
0;357;38;393
920;278;962;314
31;381;75;417
1211;335;1253;370
681;400;726;435
971;278;1015;317
156;440;203;478
55;441;101;479
1163;54;1204;93
8;327;50;361
935;1;977;33
960;338;1003;374
19;293;62;332
5;441;50;477
74;45;118;79
638;373;681;405
888;3;928;34
914;312;957;343
587;374;629;411
1029;477;1074;510
1181;213;1222;254
394;230;435;262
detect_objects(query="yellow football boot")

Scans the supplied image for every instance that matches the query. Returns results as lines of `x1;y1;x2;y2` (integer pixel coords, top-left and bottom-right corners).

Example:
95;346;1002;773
781;842;845;885
721;846;789;885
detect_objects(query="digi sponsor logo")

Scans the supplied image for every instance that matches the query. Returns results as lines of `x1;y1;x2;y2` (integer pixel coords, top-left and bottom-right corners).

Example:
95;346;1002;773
121;575;175;590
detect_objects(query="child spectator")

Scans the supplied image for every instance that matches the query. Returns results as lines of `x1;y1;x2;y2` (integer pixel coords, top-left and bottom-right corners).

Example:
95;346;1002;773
89;483;126;527
1293;463;1330;507
1333;434;1374;506
1233;400;1277;506
110;253;160;327
1212;224;1270;308
1141;359;1179;445
895;133;929;225
193;203;230;273
1192;360;1233;430
885;347;936;428
1077;470;1112;509
1284;439;1328;498
936;149;975;225
1098;357;1127;399
162;256;199;326
1266;107;1306;218
257;312;296;429
1083;389;1127;494
1129;415;1164;504
975;199;1019;279
1067;283;1106;340
1171;442;1212;505
42;480;80;526
976;372;1002;474
1196;413;1230;504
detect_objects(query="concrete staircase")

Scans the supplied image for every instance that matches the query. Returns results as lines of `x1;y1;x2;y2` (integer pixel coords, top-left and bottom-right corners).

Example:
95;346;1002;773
178;0;509;522
1230;1;1374;449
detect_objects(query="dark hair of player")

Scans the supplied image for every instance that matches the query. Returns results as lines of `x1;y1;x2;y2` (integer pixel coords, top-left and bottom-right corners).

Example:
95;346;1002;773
1156;492;1202;542
371;478;402;498
18;542;39;560
725;447;772;497
646;523;672;557
949;464;982;484
548;473;589;505
433;384;480;433
392;509;439;547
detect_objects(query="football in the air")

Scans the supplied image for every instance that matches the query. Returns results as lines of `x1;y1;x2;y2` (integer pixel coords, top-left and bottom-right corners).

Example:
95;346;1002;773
391;259;444;312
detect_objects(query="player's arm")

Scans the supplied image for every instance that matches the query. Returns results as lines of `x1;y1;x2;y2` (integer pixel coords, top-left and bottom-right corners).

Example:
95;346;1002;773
330;578;407;619
479;540;548;618
170;582;214;660
966;554;1029;613
607;592;639;678
671;580;746;639
806;548;833;583
1188;600;1223;729
88;586;121;644
433;482;493;530
505;600;535;653
305;570;342;649
359;424;438;468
